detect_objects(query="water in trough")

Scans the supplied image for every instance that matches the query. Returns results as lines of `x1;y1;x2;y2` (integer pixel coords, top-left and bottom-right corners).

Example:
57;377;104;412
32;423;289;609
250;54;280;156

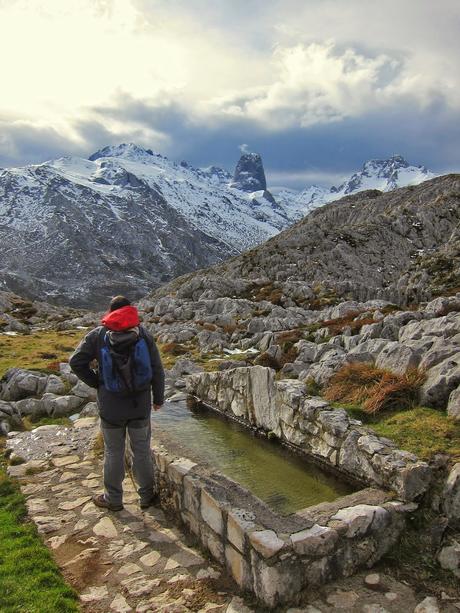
152;402;355;515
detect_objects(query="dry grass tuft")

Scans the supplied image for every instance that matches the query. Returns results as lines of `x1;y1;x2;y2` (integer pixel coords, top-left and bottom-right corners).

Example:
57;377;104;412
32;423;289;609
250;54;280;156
324;362;426;414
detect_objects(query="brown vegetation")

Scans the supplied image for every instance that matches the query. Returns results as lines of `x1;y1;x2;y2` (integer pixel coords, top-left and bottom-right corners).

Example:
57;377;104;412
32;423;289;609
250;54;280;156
320;311;376;336
324;362;426;414
160;342;189;356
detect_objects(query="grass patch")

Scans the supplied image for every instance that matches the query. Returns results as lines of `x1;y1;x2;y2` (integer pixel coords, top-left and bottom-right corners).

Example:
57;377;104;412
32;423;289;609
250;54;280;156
0;449;79;612
332;403;460;461
324;362;425;414
23;416;73;430
0;330;86;378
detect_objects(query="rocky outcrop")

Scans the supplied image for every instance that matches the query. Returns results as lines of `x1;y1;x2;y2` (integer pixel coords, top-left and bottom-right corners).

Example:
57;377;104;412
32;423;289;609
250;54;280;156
150;174;460;308
0;365;96;427
230;152;267;192
142;288;460;415
0;145;293;308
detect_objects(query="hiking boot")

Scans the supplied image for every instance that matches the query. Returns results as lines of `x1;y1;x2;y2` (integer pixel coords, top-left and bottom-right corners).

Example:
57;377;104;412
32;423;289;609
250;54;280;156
140;492;160;510
92;493;123;512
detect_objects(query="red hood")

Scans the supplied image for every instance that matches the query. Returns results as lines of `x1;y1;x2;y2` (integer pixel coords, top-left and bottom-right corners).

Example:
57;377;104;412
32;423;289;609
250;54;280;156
101;305;140;331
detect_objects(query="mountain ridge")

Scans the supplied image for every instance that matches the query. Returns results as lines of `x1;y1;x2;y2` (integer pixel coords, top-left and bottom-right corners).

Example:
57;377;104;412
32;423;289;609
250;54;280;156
0;143;440;307
149;174;460;308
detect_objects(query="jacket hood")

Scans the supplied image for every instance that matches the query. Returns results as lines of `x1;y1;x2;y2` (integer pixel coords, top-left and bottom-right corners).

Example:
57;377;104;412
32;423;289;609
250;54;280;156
101;305;140;331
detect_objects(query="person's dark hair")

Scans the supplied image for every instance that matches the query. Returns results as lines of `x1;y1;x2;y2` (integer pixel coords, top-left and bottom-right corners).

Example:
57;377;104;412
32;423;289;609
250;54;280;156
109;295;131;312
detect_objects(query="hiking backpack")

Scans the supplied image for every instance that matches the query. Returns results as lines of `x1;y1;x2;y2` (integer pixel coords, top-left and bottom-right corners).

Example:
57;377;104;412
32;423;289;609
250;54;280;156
99;329;153;394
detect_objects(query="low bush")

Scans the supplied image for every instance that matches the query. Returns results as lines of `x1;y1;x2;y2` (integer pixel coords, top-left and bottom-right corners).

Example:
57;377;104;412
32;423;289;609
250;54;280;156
160;342;188;356
324;362;426;414
320;311;376;336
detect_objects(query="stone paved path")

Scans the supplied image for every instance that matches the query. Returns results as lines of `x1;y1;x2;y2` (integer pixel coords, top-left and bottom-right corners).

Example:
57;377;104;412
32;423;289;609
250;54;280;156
6;418;460;613
7;419;241;613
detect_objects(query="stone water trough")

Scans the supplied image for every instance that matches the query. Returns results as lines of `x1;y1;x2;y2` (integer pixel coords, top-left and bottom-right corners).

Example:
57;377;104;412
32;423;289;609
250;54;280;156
149;365;434;608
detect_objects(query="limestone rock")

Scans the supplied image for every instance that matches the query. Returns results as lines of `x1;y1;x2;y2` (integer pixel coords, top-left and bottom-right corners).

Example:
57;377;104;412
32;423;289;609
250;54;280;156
442;463;460;525
413;596;440;613
420;356;460;408
71;380;97;400
331;505;389;537
438;541;460;577
249;530;285;558
375;341;422;374
447;387;460;420
42;393;85;417
93;517;118;538
1;368;48;401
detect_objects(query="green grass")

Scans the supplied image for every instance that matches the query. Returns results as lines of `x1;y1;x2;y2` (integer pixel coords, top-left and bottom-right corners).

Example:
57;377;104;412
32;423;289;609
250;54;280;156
335;403;460;461
0;330;86;378
0;456;79;612
23;417;73;431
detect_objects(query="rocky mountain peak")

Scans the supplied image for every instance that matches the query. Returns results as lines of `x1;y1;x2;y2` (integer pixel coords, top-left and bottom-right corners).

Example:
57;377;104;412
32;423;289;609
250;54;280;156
231;152;267;192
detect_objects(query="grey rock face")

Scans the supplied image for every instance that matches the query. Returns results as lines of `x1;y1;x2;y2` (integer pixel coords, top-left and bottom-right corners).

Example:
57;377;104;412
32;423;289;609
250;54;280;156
375;342;422;374
447;386;460;420
0;165;235;308
231;153;267;192
420;356;460;408
1;369;48;401
442;463;460;526
151;174;460;309
0;400;22;434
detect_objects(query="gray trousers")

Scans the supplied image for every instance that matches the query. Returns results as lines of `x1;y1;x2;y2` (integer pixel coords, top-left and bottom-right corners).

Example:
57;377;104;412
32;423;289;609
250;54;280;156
101;417;155;505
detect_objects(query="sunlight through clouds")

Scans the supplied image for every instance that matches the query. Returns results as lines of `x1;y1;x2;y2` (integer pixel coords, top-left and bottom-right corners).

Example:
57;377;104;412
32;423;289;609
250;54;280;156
0;0;459;176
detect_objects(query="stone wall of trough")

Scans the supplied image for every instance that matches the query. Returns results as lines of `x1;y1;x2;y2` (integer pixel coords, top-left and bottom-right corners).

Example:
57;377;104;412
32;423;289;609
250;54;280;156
152;447;409;609
185;366;432;502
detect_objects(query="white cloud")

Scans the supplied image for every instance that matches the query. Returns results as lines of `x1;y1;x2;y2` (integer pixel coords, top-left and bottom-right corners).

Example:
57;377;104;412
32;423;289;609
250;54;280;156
204;41;445;129
1;0;459;168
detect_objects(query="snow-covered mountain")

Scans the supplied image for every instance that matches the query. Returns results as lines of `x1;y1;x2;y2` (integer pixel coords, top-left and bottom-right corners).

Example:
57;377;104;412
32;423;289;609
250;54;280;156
277;155;435;219
0;144;436;307
0;143;292;307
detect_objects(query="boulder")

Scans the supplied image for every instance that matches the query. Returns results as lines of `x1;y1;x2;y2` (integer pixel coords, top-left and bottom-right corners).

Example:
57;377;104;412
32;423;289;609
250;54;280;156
375;342;422;375
15;397;46;417
70;380;97;401
1;368;48;401
196;329;226;352
420;357;460;408
424;296;460;317
80;402;99;417
0;400;22;433
58;362;78;385
419;340;459;371
171;358;204;377
347;339;390;362
41;393;85;417
44;375;66;395
437;541;460;577
305;349;347;387
399;312;460;343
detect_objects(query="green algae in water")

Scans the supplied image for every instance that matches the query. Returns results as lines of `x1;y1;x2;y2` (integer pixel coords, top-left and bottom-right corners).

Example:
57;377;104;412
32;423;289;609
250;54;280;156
152;402;355;515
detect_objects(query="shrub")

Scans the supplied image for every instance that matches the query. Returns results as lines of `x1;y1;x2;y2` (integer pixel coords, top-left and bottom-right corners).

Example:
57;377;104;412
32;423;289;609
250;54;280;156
320;311;376;336
305;377;322;396
324;362;426;414
161;342;188;356
254;352;280;370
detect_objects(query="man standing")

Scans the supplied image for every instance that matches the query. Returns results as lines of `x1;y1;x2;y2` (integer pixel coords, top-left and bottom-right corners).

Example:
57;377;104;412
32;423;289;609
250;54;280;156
70;296;165;511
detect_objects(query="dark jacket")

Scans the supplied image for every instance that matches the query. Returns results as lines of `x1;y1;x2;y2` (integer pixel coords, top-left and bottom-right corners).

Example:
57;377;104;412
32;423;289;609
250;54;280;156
69;324;165;425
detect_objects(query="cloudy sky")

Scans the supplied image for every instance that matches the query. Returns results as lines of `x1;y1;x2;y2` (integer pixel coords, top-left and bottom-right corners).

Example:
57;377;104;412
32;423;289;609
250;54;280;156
1;0;459;188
